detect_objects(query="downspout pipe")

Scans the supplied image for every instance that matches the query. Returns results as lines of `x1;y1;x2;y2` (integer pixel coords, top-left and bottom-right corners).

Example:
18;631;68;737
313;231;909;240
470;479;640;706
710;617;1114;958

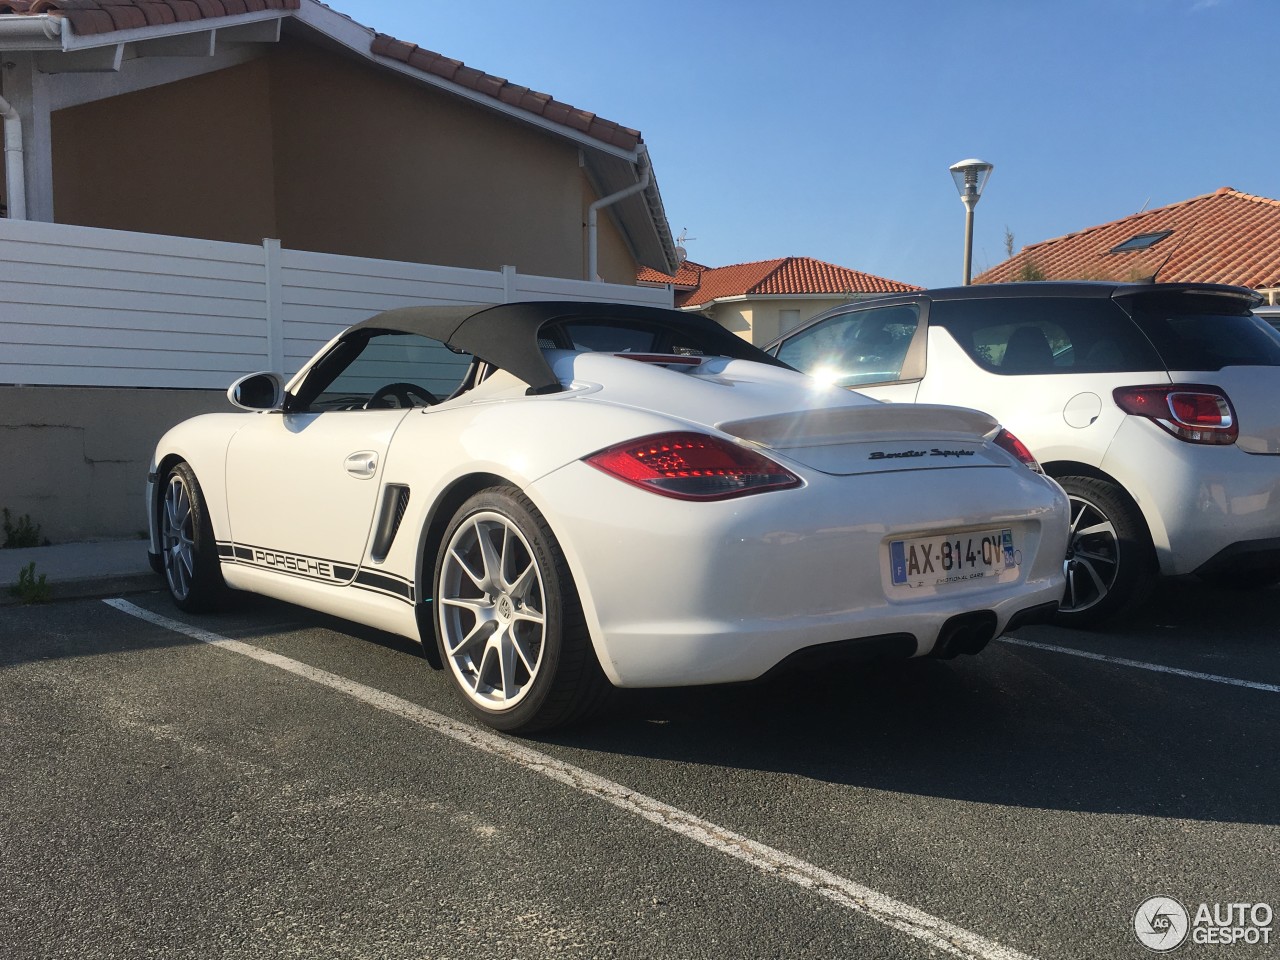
587;145;650;282
0;94;26;221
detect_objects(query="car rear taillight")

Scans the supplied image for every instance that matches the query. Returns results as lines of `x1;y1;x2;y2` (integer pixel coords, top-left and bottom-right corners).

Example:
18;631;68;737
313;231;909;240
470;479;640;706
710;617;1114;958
585;432;801;501
992;428;1044;473
1112;385;1238;445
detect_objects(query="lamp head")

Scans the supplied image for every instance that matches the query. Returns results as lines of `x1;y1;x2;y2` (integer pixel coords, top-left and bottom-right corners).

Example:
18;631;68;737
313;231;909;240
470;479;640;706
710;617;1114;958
949;158;994;206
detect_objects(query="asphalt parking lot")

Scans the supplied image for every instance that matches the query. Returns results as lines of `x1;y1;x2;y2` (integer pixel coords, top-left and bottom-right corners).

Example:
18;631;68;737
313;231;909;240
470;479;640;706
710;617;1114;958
2;580;1278;959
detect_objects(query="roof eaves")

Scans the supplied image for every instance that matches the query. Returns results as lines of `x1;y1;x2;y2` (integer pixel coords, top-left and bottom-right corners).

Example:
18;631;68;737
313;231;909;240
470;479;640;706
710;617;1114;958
368;30;642;159
0;0;300;48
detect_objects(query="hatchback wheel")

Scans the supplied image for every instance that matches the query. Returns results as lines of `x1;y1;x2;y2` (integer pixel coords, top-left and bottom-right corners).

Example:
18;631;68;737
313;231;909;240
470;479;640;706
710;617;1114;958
1052;476;1156;628
434;487;609;733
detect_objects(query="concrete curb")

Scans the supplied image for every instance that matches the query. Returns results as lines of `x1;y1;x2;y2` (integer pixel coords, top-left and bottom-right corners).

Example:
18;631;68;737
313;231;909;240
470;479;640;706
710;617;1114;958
1;571;164;607
0;540;162;607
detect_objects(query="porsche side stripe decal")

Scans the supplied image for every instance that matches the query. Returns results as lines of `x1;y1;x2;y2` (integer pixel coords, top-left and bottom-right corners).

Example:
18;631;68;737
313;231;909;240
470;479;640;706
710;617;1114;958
354;570;416;604
215;540;415;605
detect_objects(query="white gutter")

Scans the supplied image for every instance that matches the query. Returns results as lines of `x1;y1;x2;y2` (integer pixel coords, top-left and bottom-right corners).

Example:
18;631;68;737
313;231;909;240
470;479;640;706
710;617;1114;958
0;94;25;220
0;15;62;48
587;145;650;281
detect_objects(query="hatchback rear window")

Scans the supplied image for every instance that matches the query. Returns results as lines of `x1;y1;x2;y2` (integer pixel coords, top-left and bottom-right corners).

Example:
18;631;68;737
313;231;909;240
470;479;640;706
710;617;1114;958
928;297;1163;374
1119;292;1280;370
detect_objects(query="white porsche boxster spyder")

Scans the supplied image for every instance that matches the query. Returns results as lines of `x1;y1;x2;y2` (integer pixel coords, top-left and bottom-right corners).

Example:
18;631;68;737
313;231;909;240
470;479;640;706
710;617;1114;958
147;301;1070;732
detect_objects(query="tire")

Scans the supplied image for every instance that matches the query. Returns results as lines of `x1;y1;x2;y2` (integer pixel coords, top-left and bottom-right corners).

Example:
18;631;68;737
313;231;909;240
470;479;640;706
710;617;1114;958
1051;476;1157;628
159;462;226;613
433;486;610;733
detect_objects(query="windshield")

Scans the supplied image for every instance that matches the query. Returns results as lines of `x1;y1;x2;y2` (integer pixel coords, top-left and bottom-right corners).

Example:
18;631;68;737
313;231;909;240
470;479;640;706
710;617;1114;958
1120;292;1280;370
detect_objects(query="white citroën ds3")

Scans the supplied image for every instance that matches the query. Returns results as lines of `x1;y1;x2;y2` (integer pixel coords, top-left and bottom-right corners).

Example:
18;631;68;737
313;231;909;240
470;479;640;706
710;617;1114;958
147;301;1069;732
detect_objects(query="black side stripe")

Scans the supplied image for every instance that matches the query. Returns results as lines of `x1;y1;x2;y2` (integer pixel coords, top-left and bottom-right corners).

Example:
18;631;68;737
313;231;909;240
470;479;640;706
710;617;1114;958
355;569;416;603
216;540;414;605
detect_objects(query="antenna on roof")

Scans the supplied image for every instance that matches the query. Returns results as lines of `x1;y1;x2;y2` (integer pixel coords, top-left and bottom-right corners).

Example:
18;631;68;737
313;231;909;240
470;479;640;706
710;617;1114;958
674;227;696;266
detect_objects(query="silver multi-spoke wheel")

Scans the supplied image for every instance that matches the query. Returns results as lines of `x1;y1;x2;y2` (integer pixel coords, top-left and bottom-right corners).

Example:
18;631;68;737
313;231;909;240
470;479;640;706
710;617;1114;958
158;462;224;612
162;472;197;601
1052;476;1155;627
432;487;609;732
438;510;548;710
1061;493;1119;614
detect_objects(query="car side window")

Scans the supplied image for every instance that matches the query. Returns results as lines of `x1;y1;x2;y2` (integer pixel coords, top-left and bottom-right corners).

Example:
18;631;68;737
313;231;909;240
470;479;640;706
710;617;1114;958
776;305;920;386
929;297;1163;375
295;332;474;411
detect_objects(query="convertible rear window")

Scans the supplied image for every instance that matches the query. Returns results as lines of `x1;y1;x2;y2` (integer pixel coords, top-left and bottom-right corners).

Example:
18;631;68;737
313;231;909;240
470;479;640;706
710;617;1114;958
928;297;1164;375
538;318;730;358
1119;292;1280;370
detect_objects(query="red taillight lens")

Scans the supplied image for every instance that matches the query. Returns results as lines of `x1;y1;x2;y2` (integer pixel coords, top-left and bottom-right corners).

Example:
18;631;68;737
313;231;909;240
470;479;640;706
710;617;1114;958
1113;385;1238;445
585;432;801;501
993;428;1043;473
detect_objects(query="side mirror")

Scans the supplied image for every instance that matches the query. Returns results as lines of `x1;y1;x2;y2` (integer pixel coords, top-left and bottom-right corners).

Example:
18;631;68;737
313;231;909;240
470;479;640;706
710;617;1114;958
228;372;285;411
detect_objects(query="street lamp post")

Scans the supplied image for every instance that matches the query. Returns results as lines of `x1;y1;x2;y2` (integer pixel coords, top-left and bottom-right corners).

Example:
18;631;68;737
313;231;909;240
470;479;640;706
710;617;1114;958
949;158;993;285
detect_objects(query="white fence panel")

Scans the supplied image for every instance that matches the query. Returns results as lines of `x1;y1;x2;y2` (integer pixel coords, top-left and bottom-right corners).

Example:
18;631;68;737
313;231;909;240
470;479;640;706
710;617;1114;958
511;271;671;306
0;220;268;389
277;248;508;377
0;220;674;389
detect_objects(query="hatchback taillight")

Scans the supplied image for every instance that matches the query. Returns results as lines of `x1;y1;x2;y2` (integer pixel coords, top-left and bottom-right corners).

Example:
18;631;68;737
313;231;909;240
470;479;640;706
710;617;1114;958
992;428;1043;473
1112;385;1238;445
585;432;801;501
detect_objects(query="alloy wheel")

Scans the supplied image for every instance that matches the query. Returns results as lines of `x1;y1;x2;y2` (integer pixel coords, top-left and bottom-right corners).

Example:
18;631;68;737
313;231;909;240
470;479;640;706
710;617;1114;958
438;511;547;710
161;472;196;601
1061;493;1120;613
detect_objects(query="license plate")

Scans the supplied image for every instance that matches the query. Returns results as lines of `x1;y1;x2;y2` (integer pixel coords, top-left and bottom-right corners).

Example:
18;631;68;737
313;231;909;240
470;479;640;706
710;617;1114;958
890;528;1015;588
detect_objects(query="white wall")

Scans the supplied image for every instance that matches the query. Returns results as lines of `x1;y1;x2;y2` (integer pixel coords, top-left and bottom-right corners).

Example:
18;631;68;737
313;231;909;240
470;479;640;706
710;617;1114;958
0;219;672;389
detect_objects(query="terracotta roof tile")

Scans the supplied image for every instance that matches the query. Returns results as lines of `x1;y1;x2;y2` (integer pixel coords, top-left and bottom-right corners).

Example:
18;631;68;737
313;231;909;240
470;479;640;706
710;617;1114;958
135;2;178;24
2;0;298;31
976;188;1280;289
643;257;920;308
637;259;706;289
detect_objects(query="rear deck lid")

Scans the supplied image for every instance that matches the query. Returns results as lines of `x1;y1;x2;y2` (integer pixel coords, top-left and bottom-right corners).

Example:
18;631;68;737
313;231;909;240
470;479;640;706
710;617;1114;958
719;403;1013;475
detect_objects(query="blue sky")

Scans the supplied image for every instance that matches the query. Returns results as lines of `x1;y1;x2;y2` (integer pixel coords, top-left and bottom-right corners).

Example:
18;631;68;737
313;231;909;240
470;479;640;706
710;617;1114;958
332;0;1276;288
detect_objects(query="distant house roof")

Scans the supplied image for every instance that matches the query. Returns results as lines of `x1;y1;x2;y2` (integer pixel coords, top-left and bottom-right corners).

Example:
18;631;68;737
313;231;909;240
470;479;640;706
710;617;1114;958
0;0;677;272
976;187;1280;290
639;256;921;309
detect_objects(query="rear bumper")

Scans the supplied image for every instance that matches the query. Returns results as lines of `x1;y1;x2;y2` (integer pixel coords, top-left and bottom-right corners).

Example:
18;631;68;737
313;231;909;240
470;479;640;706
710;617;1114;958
1102;419;1280;575
528;460;1069;688
1193;537;1280;579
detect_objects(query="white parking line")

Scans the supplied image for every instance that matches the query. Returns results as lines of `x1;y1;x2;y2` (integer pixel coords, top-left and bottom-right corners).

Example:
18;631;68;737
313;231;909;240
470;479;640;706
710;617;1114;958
1000;636;1280;694
104;598;1034;960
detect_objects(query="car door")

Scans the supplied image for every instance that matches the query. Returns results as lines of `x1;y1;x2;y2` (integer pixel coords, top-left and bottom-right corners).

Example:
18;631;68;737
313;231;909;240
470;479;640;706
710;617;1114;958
223;330;453;585
772;303;924;403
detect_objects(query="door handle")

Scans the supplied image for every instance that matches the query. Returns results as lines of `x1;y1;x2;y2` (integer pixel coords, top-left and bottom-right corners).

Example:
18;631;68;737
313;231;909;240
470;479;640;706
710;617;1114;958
345;451;378;479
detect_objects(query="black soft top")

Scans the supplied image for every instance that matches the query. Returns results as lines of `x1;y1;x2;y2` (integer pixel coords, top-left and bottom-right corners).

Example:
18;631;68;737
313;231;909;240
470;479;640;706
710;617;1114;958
346;300;788;393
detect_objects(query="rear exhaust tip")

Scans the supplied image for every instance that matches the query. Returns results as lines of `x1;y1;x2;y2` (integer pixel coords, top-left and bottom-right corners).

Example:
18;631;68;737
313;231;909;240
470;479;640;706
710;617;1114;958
931;611;998;659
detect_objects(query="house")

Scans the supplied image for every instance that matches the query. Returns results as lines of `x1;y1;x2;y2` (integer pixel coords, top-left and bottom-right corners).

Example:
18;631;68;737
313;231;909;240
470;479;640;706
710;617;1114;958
0;0;677;541
0;0;677;284
638;257;921;345
976;187;1280;303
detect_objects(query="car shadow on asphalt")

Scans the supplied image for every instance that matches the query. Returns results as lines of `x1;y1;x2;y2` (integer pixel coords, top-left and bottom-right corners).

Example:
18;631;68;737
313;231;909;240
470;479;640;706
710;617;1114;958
8;583;1276;826
542;577;1280;827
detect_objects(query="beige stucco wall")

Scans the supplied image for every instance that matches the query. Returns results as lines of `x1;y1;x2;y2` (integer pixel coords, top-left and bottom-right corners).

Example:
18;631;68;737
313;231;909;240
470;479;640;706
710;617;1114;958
0;386;227;542
700;297;861;346
49;40;638;284
52;59;279;244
